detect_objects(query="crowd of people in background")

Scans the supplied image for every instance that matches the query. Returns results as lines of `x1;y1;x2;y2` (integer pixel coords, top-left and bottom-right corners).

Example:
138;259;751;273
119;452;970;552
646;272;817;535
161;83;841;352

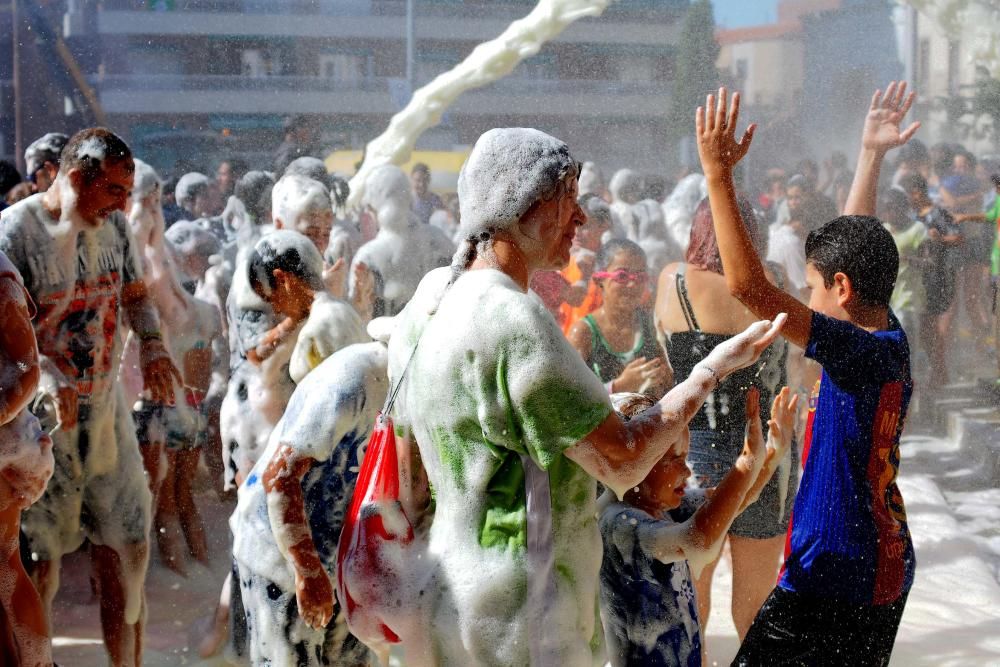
0;82;995;667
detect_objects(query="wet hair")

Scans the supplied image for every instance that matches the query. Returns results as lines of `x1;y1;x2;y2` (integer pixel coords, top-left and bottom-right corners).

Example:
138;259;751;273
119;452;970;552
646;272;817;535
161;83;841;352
328;175;350;209
595;238;646;274
220;156;248;176
234;170;276;225
879;188;911;226
60;128;133;184
764;171;786;189
25;133;69;175
686;196;762;275
804;215;898;308
411;162;430;176
0;160;21;197
283;156;327;183
248;240;314;295
898;172;928;196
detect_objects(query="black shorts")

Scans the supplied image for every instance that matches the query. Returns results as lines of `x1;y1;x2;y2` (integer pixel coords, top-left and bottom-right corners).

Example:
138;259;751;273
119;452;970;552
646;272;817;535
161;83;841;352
733;586;908;667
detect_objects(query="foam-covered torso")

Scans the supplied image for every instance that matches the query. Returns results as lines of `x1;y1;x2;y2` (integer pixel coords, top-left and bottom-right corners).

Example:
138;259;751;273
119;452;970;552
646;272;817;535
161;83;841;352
388;267;612;665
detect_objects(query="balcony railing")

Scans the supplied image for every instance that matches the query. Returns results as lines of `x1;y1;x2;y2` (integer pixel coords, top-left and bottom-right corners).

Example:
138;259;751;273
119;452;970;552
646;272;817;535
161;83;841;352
99;0;685;20
94;73;668;97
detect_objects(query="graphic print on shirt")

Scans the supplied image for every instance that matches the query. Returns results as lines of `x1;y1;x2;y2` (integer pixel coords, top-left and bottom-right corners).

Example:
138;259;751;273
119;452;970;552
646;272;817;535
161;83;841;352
32;243;125;404
867;380;909;604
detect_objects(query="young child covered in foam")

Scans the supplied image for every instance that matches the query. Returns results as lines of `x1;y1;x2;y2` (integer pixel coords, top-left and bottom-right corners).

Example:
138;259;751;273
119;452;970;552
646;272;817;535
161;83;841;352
220;230;326;489
0;249;54;667
230;341;388;666
599;388;796;667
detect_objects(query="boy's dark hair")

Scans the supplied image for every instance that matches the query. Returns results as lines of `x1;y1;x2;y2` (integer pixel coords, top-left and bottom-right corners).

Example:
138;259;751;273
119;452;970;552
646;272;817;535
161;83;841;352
596;238;646;273
411;162;430;176
898;172;927;196
60;128;133;185
879;188;911;224
248;243;308;295
805;216;898;308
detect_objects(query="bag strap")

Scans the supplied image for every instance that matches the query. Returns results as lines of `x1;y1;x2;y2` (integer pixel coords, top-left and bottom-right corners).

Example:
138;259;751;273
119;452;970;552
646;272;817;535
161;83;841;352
381;273;458;415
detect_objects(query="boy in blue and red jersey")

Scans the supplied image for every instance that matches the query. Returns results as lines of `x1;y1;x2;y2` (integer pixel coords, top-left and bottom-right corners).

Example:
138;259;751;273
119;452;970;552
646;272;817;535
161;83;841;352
693;81;920;666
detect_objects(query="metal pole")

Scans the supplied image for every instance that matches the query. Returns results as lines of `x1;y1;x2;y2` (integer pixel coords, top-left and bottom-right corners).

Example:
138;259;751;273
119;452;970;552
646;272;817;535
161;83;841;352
12;0;24;173
405;0;414;91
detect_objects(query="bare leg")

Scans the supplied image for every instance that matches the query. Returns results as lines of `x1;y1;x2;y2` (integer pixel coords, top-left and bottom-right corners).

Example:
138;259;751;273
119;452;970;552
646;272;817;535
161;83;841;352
139;441;164;504
728;534;785;640
155;451;185;575
91;543;146;667
197;571;231;658
29;559;60;627
176;448;209;565
693;541;723;666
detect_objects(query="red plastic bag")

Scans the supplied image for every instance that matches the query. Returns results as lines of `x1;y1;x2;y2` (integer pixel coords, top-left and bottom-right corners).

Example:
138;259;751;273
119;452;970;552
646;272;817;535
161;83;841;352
336;412;414;646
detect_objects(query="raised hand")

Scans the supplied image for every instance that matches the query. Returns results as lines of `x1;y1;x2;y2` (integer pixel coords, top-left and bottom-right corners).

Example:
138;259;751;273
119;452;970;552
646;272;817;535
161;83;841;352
695;87;757;178
861;81;920;155
703;313;787;377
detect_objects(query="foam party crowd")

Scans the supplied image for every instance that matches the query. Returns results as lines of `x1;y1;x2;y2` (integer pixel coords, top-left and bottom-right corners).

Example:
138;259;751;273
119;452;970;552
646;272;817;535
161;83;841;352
2;70;1000;667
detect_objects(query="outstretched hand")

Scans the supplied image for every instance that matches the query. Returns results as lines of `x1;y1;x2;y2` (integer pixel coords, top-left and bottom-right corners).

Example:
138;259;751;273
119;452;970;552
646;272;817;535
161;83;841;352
696;87;757;178
704;313;787;377
862;81;920;155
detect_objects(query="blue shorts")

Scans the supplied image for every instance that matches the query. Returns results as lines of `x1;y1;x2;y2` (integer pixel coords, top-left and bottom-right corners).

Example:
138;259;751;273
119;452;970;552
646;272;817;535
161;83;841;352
687;429;798;539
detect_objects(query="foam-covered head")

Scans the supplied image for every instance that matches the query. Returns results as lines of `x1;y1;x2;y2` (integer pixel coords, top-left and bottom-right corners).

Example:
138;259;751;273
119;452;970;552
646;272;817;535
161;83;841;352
578;161;604;196
248;229;325;299
363;165;411;210
234;170;276;225
25;132;69;175
457;128;576;240
284;156;328;183
608;168;643;205
175;172;211;210
272;174;332;225
132;159;162;201
166;220;221;262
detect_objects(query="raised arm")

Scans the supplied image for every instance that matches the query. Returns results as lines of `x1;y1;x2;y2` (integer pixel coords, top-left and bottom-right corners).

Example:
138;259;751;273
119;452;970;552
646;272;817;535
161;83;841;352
639;389;768;574
844;81;920;217
567;315;784;498
696;87;813;348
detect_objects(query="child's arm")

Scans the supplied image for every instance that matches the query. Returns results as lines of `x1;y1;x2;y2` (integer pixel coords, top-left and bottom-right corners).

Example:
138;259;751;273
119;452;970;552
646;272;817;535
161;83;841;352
263;444;334;630
739;387;798;512
844;82;920;217
638;389;767;570
695;88;814;349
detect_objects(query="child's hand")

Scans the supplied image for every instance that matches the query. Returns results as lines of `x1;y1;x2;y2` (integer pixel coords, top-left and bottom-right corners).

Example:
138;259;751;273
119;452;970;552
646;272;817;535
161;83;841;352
736;387;765;476
861;81;920;155
696;87;757;179
765;387;798;469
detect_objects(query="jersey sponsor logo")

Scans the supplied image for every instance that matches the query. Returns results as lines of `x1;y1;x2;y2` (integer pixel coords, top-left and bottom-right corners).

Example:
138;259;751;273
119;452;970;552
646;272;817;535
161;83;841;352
867;380;909;605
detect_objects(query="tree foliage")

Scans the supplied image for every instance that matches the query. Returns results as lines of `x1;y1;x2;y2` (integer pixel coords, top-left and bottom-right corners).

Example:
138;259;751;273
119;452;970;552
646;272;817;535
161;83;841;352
666;0;720;165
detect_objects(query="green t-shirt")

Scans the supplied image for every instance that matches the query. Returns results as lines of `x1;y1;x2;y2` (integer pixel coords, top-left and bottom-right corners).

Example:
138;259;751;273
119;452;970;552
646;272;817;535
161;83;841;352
888;221;928;313
390;267;612;665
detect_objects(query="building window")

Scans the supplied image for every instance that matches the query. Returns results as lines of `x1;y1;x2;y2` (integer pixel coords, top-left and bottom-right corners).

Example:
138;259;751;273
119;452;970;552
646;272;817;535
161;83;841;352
946;40;959;97
242;49;281;77
918;38;930;91
319;54;364;82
